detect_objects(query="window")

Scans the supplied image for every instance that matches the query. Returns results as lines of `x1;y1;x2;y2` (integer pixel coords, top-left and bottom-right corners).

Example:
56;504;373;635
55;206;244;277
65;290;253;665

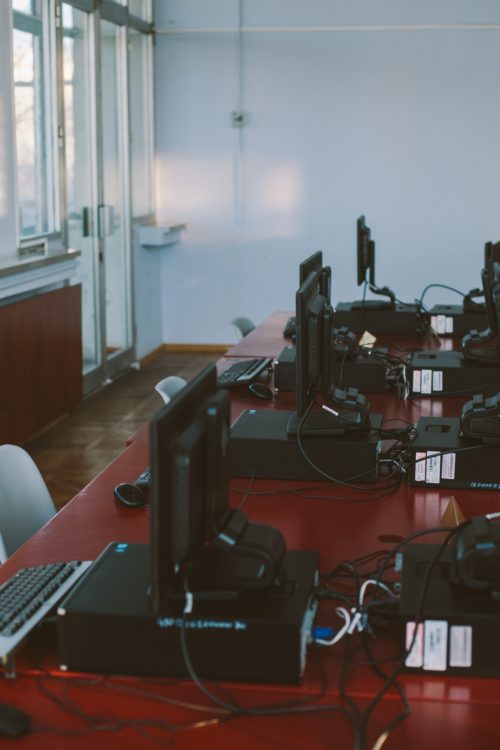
12;1;57;238
128;0;152;22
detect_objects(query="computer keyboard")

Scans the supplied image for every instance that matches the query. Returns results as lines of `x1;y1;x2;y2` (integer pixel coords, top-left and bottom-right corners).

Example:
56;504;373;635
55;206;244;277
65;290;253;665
0;560;92;665
217;357;273;388
283;316;296;338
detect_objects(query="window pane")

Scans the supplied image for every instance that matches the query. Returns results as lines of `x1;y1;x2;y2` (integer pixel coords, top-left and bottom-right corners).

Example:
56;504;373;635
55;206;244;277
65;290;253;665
128;0;152;22
12;1;34;14
128;29;153;216
62;4;101;373
13;25;49;237
62;5;73;29
101;19;132;353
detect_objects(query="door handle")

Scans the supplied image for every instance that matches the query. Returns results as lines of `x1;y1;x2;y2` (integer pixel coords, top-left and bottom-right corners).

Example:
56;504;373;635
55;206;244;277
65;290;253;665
82;207;90;238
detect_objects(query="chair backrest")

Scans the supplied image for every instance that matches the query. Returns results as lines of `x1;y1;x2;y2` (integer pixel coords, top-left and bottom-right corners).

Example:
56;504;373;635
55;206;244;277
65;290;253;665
231;316;256;338
0;445;56;563
154;375;187;405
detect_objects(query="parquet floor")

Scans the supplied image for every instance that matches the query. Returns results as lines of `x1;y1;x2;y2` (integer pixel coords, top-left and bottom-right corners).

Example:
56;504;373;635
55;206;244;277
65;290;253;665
24;352;219;510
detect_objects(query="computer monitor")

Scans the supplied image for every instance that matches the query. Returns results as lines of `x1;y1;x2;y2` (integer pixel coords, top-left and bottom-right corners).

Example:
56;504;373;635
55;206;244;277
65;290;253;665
356;216;374;287
484;241;500;288
295;270;333;418
299;251;331;303
288;267;369;436
355;215;395;307
150;365;286;617
299;251;322;283
283;253;332;340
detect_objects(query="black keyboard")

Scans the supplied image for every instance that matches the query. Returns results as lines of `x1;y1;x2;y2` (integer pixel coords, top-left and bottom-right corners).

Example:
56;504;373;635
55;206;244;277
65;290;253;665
0;560;91;664
283;316;296;338
217;357;273;388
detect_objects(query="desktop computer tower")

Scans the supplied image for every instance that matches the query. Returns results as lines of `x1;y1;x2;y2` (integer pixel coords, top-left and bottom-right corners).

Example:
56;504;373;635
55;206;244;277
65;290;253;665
399;543;500;676
334;302;423;335
409;416;500;490
273;345;387;393
407;350;500;397
228;409;382;482
429;304;487;337
57;543;319;685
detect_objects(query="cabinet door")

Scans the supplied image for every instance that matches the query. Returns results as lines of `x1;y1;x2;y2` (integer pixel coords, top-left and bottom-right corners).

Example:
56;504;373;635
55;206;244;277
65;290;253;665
0;285;82;443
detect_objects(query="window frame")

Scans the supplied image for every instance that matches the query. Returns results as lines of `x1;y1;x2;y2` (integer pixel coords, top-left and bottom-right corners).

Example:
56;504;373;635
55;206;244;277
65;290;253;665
127;25;154;221
12;1;62;245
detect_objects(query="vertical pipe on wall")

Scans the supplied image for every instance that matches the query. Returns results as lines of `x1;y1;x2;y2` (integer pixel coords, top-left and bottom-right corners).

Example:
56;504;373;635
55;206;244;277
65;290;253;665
233;0;244;225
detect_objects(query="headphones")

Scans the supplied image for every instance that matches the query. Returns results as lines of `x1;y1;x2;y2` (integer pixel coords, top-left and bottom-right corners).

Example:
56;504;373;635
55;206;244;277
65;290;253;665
461;392;500;442
452;516;500;600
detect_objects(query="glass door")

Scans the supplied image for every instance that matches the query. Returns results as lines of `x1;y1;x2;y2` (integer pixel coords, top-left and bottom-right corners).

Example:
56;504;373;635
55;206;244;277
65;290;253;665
62;5;103;393
61;4;135;393
98;17;133;379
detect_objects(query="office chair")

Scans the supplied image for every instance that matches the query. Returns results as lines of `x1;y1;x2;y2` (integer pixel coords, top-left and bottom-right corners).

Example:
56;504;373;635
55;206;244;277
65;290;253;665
0;445;56;562
154;375;187;405
231;317;256;339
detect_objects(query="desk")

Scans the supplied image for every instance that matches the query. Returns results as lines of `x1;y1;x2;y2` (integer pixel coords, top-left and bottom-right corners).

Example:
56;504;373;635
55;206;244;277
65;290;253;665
225;310;292;358
1;313;500;750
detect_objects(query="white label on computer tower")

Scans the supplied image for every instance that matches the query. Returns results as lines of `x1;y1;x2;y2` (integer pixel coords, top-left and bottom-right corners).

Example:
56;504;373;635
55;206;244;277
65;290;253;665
426;452;441;484
432;370;443;392
449;625;472;668
441;452;456;480
405;622;424;668
445;316;454;334
437;315;446;334
423;620;448;671
415;452;427;482
421;369;433;394
412;370;421;393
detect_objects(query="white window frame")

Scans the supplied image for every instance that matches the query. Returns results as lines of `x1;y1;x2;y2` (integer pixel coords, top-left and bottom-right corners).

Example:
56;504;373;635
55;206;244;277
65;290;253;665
12;1;61;244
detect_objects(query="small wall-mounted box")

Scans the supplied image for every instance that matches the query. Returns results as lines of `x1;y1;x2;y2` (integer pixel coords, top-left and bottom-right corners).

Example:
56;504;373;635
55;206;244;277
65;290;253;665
138;223;186;248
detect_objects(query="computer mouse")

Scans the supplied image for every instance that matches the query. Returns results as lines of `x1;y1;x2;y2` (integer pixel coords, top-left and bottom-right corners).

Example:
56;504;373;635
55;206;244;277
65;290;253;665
113;482;146;508
248;382;274;400
0;702;30;738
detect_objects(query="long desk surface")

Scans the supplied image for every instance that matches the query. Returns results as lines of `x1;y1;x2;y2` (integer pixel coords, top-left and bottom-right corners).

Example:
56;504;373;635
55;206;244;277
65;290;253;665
1;313;500;749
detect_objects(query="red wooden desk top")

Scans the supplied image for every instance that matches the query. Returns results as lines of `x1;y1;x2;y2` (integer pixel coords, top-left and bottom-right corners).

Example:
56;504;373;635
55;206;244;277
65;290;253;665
225;310;292;358
2;314;500;749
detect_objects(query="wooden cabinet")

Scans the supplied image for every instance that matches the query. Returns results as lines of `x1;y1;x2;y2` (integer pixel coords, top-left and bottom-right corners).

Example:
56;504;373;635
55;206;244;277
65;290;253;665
0;285;82;443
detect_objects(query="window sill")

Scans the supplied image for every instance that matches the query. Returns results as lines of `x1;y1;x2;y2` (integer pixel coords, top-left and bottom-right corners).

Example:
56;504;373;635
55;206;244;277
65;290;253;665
0;249;81;303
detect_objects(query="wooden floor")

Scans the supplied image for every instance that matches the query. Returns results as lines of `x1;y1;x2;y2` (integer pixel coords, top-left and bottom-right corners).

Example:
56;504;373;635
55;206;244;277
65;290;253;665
24;352;219;510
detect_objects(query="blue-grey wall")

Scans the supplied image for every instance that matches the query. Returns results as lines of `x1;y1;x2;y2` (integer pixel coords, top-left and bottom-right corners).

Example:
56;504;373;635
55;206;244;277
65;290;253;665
154;0;500;344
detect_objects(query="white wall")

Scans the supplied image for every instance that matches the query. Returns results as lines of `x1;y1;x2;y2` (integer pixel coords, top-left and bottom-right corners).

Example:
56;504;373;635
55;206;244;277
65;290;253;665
0;5;18;258
133;226;165;359
154;0;500;344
